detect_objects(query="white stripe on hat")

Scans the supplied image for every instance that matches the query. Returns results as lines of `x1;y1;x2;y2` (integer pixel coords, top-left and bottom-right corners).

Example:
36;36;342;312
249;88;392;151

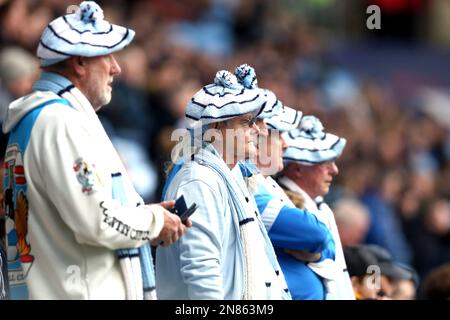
44;17;131;50
37;1;135;66
265;106;302;132
282;116;346;165
185;70;267;127
257;89;284;119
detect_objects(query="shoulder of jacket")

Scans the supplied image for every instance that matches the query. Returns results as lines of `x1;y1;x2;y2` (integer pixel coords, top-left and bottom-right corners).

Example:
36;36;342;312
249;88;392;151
171;163;225;196
36;101;84;130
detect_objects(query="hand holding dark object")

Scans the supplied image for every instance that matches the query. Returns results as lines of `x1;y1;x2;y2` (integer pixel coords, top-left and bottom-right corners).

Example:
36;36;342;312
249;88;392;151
169;195;198;224
284;248;321;263
150;200;190;247
178;203;198;224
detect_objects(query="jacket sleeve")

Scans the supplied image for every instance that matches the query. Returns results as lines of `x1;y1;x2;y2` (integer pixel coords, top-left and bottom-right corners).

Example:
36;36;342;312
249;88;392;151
318;237;336;261
34;107;164;250
169;178;226;299
256;192;332;253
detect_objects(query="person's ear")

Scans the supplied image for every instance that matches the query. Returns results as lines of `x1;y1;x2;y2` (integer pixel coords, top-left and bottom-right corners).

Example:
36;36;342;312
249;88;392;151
71;56;87;77
351;276;360;292
294;164;303;179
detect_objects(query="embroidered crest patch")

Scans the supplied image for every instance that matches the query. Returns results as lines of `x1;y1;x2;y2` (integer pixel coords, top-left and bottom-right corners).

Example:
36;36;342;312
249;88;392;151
73;157;102;194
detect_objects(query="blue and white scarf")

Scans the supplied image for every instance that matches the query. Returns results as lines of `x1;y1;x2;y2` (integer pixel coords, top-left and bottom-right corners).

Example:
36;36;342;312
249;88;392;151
192;143;291;299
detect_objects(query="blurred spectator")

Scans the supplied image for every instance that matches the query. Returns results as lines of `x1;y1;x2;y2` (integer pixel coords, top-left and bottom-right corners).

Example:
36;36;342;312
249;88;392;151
0;47;38;121
0;46;38;157
166;0;236;58
0;0;449;291
0;0;52;51
403;198;450;279
345;244;418;300
365;244;418;299
391;277;417;300
361;169;413;265
422;263;450;300
334;198;371;247
344;246;381;300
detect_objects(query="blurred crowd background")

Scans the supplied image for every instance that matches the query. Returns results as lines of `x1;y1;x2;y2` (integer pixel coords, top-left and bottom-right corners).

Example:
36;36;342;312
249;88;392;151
1;0;450;299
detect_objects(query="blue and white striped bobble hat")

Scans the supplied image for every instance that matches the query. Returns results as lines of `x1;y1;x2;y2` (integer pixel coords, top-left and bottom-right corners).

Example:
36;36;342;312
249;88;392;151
265;105;302;132
283;115;346;165
235;63;302;131
185;70;266;127
37;1;135;66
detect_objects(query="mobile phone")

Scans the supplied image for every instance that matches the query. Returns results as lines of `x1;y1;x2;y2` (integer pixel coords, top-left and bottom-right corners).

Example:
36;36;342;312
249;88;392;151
170;195;197;223
180;203;198;222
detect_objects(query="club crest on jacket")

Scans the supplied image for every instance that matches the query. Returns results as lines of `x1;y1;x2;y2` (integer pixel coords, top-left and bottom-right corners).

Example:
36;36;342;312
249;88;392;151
73;157;102;194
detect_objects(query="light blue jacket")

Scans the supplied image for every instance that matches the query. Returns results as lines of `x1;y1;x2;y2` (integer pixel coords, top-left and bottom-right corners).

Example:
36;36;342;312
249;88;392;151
156;146;290;299
156;159;244;299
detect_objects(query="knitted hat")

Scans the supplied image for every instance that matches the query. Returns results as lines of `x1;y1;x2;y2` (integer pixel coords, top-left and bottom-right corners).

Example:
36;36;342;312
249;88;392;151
264;105;302;132
37;1;135;66
283;115;346;165
234;63;302;131
185;70;266;127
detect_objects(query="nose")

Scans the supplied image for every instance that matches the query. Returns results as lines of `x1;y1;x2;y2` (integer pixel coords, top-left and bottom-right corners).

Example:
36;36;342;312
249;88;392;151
251;122;261;135
256;120;268;137
110;55;121;75
281;135;288;150
330;161;339;175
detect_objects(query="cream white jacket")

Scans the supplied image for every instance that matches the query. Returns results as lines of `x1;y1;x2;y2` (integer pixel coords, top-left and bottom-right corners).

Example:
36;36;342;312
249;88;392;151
3;86;163;299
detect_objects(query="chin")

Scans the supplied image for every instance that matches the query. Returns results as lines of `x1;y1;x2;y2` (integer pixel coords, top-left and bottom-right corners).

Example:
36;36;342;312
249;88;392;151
277;163;284;173
321;187;330;196
104;95;112;105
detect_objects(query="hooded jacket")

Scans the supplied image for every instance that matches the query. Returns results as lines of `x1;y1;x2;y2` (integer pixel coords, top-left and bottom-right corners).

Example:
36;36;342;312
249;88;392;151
2;73;163;299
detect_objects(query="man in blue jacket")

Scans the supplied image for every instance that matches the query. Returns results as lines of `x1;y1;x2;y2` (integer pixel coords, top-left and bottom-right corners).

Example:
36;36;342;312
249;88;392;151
234;64;336;299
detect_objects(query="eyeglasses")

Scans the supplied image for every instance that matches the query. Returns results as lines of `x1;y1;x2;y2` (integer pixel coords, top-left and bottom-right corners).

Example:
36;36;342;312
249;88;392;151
243;116;257;128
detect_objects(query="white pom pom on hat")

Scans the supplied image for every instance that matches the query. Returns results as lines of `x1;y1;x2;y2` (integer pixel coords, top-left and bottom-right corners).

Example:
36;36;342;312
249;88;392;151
185;70;267;128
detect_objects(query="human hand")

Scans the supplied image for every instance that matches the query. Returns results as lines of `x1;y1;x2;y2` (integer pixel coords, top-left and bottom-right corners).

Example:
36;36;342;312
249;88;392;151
284;248;321;262
149;200;191;247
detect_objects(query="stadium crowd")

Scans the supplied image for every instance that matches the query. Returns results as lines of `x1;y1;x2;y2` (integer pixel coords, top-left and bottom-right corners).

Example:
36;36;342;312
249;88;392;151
0;0;449;299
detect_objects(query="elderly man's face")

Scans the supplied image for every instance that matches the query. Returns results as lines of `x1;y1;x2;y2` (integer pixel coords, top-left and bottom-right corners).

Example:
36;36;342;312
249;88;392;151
257;130;288;176
220;113;260;162
83;54;121;110
298;160;339;198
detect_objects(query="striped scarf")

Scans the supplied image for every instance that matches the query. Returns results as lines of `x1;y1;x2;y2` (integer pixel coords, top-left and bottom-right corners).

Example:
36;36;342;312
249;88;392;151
32;72;156;300
193;143;291;300
278;176;355;300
